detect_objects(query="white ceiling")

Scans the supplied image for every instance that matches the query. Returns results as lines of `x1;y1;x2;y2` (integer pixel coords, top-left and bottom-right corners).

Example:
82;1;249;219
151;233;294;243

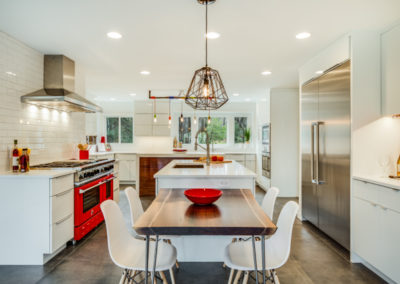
1;0;400;102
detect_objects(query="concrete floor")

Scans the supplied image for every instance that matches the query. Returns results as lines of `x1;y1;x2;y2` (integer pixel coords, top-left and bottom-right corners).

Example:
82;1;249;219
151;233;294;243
0;186;385;284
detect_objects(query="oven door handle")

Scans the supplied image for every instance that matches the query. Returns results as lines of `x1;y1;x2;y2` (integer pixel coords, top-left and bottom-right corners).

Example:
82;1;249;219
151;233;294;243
79;177;116;194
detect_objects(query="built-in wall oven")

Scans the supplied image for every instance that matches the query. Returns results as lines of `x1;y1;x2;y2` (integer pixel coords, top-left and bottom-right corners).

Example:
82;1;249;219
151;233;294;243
262;124;271;178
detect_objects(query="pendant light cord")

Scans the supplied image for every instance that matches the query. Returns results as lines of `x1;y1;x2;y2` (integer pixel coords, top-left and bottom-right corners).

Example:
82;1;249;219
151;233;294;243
205;1;208;67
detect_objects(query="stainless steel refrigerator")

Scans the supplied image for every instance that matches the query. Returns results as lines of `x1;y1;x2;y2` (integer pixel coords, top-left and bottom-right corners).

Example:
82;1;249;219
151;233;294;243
301;60;351;250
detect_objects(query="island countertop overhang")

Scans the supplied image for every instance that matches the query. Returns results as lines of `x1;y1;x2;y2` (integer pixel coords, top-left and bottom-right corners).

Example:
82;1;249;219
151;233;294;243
154;159;257;178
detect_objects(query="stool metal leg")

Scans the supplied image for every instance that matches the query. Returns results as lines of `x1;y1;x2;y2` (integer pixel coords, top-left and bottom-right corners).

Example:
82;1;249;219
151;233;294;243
251;235;258;284
145;236;150;284
151;235;159;284
261;235;266;284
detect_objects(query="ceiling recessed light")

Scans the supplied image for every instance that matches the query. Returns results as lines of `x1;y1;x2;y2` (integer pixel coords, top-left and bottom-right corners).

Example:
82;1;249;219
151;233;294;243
245;98;251;102
261;71;272;76
296;32;311;39
261;98;267;102
110;98;116;101
129;93;137;97
315;70;323;74
140;70;150;75
5;71;16;76
107;32;122;39
232;93;240;97
205;32;220;39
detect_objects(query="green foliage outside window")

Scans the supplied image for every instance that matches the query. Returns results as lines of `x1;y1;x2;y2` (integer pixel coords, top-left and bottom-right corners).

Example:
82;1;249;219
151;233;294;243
234;117;248;143
121;117;133;143
106;117;119;143
198;117;227;144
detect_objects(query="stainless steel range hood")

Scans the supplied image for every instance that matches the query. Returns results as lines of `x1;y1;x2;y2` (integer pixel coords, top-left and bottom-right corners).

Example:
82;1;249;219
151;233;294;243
21;55;102;113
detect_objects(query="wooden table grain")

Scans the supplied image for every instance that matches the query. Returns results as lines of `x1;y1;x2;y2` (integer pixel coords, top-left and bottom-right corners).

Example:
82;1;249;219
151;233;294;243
134;188;277;236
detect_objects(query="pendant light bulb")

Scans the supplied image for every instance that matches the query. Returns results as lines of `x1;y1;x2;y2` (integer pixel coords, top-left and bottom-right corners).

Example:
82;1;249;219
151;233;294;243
208;115;211;124
203;78;209;97
180;114;184;123
168;115;172;125
194;115;197;124
153;114;157;123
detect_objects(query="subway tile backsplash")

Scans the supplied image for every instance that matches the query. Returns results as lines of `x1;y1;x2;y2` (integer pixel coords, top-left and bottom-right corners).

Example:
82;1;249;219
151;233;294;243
0;31;85;171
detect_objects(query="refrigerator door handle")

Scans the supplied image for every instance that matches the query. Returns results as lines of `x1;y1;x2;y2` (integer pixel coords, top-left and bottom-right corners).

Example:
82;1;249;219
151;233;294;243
316;122;325;185
311;123;317;184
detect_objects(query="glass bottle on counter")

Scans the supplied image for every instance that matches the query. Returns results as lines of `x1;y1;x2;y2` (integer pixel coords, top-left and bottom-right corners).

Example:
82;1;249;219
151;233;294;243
397;154;400;177
12;139;19;172
19;148;29;173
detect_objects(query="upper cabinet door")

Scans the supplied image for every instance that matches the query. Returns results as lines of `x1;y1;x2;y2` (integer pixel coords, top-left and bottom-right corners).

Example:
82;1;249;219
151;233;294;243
382;24;400;116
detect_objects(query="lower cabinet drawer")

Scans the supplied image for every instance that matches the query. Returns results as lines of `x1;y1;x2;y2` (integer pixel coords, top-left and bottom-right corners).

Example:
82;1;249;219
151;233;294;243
51;174;74;196
50;213;73;253
353;180;400;213
51;188;73;224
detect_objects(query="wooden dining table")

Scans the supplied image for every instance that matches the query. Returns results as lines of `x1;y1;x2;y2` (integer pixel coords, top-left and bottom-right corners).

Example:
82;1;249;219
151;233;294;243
134;188;277;284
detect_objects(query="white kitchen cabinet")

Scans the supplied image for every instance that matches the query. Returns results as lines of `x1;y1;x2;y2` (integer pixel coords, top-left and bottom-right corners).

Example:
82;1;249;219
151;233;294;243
352;179;400;283
0;172;74;265
90;153;114;160
381;24;400;116
225;154;256;173
115;154;136;183
134;101;170;136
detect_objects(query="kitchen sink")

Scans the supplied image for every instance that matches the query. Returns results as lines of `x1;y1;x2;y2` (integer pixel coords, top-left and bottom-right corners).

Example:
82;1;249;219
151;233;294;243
173;164;204;169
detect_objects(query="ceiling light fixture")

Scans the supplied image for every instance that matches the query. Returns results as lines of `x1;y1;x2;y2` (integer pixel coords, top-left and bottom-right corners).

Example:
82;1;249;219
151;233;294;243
296;32;311;39
205;32;220;39
5;71;16;76
261;71;272;76
232;93;240;97
129;93;137;97
153;100;157;123
140;70;150;75
107;32;122;39
315;70;323;74
245;98;251;102
185;0;228;111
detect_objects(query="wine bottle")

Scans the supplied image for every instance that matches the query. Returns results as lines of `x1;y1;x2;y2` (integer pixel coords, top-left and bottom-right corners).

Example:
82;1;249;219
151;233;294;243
397;154;400;177
12;139;19;172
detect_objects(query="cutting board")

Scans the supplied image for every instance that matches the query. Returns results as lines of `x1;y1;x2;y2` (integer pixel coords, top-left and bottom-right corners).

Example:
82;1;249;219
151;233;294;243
193;159;232;164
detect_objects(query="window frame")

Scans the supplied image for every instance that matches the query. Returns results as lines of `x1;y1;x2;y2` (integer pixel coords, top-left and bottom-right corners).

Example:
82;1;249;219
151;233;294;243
105;115;134;144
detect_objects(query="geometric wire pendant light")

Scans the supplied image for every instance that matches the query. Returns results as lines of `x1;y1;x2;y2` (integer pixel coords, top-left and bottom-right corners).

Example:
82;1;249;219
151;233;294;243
185;0;229;110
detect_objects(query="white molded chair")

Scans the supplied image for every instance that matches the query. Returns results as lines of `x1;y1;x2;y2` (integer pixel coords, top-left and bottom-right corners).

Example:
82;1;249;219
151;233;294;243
101;199;177;284
225;201;299;284
261;187;280;221
124;187;145;238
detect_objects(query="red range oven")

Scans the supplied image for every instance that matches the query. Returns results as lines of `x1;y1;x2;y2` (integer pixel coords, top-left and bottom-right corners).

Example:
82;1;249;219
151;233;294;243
74;174;114;241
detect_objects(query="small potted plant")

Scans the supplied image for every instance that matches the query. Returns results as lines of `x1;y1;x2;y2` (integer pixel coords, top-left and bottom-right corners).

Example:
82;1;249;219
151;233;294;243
244;128;251;144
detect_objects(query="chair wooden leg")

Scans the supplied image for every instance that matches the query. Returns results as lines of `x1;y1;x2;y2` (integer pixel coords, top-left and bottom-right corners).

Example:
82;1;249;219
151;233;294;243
169;268;176;284
272;270;280;284
119;269;128;284
159;271;168;284
233;270;242;284
228;269;235;284
242;271;249;284
175;260;180;269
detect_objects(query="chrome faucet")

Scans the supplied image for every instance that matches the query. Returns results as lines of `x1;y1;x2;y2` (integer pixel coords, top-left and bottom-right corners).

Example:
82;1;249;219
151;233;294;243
194;128;210;166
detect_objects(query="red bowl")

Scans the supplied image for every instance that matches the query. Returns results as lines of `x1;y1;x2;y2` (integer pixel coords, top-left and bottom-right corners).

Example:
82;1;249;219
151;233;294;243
184;188;222;205
173;149;187;152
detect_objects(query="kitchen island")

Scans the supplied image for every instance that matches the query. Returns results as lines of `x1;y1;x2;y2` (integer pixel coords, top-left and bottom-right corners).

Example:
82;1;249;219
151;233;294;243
153;159;257;261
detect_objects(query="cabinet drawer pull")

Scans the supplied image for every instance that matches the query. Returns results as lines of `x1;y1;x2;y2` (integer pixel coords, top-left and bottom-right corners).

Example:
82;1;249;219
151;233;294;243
56;213;72;225
55;188;73;197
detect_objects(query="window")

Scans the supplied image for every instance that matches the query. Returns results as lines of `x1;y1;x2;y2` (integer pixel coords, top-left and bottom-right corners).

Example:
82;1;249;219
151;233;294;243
121;117;133;143
179;117;191;144
106;117;119;143
106;116;133;143
198;117;227;144
234;117;248;143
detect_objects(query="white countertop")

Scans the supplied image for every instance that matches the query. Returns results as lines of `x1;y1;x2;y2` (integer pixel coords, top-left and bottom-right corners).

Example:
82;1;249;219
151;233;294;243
0;169;76;179
154;159;257;178
92;151;257;156
353;175;400;190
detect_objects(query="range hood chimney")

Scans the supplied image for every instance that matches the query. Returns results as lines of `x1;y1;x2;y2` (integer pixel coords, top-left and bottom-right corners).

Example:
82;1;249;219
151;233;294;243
21;55;102;113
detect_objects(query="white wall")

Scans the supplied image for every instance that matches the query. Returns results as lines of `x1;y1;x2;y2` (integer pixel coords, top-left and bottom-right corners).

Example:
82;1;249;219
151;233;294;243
0;31;86;171
270;88;299;197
